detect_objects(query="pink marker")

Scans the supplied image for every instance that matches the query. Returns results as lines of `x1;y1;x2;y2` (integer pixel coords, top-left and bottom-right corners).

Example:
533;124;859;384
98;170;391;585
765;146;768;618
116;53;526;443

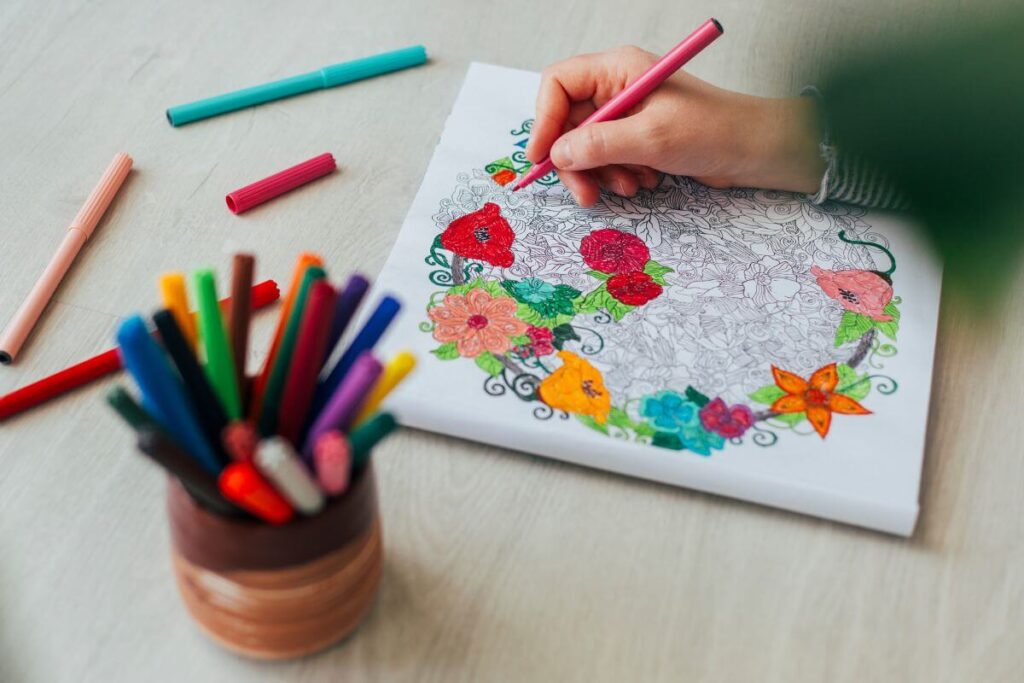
512;18;724;192
225;152;336;214
313;430;351;495
0;152;133;364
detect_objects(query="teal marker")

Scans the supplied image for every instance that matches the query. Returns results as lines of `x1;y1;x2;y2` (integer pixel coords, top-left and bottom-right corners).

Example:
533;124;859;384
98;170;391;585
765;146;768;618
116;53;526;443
166;45;428;126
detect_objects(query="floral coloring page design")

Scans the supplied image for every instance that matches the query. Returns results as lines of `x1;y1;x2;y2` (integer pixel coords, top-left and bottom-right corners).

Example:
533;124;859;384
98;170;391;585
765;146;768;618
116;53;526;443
375;64;943;535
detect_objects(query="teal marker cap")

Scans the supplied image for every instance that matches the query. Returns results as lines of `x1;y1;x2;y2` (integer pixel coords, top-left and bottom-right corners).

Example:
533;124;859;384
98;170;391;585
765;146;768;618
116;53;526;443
166;45;428;126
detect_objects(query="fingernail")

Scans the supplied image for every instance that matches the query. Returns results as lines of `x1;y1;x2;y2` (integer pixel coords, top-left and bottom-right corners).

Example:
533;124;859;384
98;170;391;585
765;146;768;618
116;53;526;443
552;139;572;168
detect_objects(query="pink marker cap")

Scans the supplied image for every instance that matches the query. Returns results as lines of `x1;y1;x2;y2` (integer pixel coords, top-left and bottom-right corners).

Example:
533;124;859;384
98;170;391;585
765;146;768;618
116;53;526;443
225;152;336;214
313;430;351;496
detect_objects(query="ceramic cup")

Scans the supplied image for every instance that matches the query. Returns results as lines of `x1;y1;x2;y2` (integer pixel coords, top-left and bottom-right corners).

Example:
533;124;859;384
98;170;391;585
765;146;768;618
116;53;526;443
166;462;382;659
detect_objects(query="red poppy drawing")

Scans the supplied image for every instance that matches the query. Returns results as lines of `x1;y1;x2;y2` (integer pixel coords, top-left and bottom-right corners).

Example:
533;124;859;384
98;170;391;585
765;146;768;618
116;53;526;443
606;271;663;306
441;203;516;268
811;266;893;321
580;228;650;274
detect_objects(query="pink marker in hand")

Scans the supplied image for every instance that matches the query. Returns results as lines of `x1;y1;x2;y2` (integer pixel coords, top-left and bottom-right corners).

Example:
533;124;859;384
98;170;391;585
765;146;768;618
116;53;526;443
512;18;724;192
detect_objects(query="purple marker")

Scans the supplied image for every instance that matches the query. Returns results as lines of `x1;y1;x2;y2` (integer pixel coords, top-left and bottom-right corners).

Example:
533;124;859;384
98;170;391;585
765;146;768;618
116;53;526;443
321;274;370;372
303;352;382;462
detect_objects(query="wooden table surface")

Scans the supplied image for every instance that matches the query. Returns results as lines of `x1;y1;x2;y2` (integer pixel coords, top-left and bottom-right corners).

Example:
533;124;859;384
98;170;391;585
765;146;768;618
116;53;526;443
2;1;1021;681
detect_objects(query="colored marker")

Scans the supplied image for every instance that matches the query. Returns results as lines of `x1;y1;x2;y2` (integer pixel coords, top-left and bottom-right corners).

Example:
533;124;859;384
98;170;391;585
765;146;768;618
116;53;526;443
0;280;279;423
116;315;220;474
254;437;325;515
222;421;258;461
137;428;241;517
250;253;323;420
0;153;132;364
513;19;723;191
321;274;370;370
159;273;198;349
304;353;383;460
354;350;416;424
106;385;162;433
218;461;294;524
194;269;242;419
349;412;398;470
226;153;336;214
166;46;428;126
313;430;351;495
277;280;337;445
153;309;229;462
228;253;255;398
313;295;400;416
257;266;326;435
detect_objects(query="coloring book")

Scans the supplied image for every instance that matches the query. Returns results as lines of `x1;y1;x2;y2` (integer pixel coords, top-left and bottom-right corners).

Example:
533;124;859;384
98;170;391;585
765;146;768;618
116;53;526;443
375;63;942;535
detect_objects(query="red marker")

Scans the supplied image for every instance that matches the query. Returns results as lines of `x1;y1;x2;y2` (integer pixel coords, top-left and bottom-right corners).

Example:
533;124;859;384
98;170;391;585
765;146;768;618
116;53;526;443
0;280;280;422
218;461;294;524
221;420;259;461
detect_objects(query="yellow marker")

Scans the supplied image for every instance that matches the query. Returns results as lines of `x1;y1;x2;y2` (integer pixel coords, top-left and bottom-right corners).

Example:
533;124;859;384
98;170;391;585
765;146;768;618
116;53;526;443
159;273;197;349
355;351;416;424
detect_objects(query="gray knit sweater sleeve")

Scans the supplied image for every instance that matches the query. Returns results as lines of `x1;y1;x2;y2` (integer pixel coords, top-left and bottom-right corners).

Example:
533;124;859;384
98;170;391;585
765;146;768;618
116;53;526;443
802;86;910;211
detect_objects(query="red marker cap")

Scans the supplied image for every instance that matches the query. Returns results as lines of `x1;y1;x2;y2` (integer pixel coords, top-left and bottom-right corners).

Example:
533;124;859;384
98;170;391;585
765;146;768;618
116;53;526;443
218;461;294;524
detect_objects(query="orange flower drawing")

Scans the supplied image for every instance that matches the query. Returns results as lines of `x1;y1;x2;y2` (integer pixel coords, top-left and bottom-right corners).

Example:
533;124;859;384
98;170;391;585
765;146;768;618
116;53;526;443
429;288;528;358
538;351;612;424
770;363;870;438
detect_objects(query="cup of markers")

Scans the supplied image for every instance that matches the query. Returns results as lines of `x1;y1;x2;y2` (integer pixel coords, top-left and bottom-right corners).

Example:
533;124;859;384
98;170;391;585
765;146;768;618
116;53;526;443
107;252;414;660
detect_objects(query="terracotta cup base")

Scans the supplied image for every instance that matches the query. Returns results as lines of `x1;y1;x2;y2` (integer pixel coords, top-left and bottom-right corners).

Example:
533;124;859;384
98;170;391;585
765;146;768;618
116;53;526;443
167;463;382;660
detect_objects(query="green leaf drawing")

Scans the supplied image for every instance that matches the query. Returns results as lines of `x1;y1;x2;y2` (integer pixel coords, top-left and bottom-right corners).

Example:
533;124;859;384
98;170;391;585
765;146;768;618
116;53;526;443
510;334;530;346
587;269;611;281
551;323;581;350
575;284;609;314
834;310;875;347
874;301;901;341
685;385;710;407
643;260;673;286
633;422;658;438
607;407;633;430
606;297;634;322
474;351;505;377
448;277;506;298
836;363;871;401
652;431;685;451
749;384;785;405
515;302;574;328
576;414;610;435
431;342;459;361
772;412;806;427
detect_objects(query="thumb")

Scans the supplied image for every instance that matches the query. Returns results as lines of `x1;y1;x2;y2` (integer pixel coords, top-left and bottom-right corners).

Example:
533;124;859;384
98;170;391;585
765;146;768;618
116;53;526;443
549;118;653;171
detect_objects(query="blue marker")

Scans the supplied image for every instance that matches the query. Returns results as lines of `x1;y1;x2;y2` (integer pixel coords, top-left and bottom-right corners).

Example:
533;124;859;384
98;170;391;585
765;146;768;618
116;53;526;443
311;295;401;418
166;46;428;126
116;315;221;474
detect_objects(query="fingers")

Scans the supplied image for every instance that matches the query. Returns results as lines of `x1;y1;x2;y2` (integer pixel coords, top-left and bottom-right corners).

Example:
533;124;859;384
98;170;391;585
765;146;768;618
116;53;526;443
549;117;654;172
624;164;660;189
557;168;601;207
526;55;602;163
594;166;640;197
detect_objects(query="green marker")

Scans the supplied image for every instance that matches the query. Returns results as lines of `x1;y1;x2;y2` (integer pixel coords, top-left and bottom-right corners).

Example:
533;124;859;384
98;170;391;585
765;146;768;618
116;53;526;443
106;385;161;433
194;269;242;420
258;266;326;435
349;412;398;469
166;46;428;126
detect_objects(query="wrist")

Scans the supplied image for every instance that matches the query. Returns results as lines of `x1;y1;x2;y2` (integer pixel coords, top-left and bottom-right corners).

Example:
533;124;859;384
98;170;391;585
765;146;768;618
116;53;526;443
744;97;826;194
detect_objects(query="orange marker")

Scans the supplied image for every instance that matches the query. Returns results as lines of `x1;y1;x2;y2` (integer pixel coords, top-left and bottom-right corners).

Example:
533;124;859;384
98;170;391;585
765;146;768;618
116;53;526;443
248;253;323;420
218;461;294;524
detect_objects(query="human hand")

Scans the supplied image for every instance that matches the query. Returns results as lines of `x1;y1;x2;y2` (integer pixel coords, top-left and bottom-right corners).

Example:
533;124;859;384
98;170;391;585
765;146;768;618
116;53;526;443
526;46;826;206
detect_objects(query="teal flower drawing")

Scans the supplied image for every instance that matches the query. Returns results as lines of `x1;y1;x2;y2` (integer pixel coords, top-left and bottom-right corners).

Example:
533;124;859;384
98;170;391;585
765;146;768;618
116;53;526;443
501;277;581;319
641;391;725;456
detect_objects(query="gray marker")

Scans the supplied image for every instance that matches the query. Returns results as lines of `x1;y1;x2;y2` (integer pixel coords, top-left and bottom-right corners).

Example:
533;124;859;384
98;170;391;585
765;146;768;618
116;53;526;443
254;437;325;516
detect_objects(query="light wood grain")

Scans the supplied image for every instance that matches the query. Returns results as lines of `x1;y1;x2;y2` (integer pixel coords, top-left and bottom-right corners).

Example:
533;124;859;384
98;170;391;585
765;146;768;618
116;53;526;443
2;1;1022;681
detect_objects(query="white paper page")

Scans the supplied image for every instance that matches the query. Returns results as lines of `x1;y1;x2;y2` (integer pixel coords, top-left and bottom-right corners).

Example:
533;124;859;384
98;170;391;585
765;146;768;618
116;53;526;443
373;63;942;535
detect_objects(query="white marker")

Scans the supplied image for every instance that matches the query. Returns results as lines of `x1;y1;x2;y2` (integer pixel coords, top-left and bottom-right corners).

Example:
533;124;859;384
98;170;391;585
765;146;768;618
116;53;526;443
254;437;325;515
